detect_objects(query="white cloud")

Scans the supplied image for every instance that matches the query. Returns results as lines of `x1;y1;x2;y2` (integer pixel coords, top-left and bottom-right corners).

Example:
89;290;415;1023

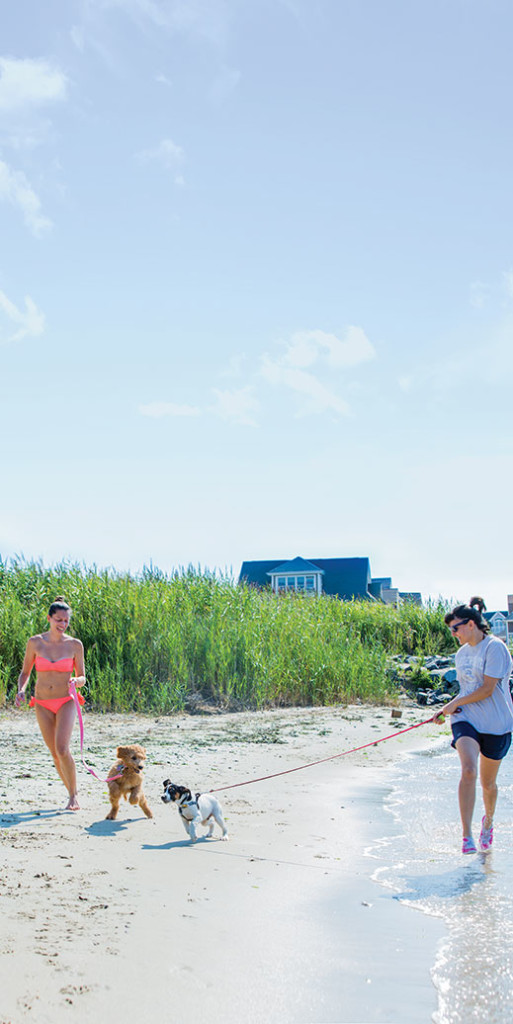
0;57;67;112
260;326;374;416
0;290;45;344
283;327;376;370
209;387;259;426
70;25;86;52
261;356;350;416
135;138;185;183
0;159;52;236
139;401;200;417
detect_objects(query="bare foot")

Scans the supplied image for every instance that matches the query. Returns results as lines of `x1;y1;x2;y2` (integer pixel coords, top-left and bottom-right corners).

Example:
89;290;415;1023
66;794;80;811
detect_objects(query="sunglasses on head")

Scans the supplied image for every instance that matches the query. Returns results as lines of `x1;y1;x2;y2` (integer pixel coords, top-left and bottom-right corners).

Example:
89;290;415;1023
449;619;470;633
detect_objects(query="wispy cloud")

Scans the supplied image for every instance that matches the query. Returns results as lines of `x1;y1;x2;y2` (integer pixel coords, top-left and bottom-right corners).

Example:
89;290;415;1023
139;401;200;418
0;159;52;236
0;57;67;112
81;0;229;45
209;387;259;426
155;72;173;87
140;325;376;425
135;138;185;183
261;357;350;416
261;326;375;416
0;290;45;344
469;268;513;310
280;327;376;370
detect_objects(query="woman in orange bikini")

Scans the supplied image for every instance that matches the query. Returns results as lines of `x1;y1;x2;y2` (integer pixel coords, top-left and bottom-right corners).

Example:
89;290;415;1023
15;597;86;811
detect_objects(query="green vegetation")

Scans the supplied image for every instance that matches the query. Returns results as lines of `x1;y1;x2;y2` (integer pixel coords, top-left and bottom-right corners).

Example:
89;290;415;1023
0;559;451;712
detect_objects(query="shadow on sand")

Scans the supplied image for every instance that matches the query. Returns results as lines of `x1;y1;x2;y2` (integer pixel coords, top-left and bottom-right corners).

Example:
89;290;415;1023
0;808;68;828
85;816;152;836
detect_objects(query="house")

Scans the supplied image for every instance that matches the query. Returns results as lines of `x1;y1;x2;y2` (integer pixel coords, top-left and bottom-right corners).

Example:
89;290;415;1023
238;556;421;604
484;595;513;646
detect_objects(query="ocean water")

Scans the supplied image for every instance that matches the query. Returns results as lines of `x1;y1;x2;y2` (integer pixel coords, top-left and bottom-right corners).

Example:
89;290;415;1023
368;737;513;1024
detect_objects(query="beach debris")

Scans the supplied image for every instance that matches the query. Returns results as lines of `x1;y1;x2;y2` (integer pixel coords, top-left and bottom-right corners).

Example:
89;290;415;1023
390;709;402;718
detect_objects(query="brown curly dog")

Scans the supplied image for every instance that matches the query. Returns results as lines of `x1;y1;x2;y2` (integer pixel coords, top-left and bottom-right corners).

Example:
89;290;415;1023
105;744;153;821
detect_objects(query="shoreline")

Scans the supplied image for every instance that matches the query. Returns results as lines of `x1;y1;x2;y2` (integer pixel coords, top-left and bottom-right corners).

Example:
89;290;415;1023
0;702;445;1023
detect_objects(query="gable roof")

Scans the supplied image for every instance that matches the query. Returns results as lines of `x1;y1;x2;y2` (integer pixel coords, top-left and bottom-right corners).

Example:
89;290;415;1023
239;557;372;600
267;556;324;576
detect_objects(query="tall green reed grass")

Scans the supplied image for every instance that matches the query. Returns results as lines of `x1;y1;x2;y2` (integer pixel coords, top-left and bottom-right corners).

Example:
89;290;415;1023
0;559;450;712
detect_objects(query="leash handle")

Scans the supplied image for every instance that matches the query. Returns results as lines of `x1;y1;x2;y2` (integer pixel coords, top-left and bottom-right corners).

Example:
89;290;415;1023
209;716;435;794
68;681;122;784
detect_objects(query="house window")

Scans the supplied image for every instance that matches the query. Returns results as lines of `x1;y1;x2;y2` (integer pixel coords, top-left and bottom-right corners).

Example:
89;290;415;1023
273;573;319;594
492;618;507;636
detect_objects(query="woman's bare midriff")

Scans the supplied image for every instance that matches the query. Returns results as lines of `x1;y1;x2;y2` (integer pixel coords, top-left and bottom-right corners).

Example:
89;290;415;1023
34;671;73;700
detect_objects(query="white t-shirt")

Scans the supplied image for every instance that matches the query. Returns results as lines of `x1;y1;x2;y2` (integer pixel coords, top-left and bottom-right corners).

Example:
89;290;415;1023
453;635;513;735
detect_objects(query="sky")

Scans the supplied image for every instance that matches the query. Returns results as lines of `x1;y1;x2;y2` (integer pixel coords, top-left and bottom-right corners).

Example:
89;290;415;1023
1;0;512;610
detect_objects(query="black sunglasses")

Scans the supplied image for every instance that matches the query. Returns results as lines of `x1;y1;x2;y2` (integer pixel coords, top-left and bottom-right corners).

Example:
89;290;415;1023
449;619;470;634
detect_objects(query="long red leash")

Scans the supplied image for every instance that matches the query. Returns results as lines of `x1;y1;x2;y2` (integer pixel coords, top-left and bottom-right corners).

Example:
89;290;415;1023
68;681;122;783
209;715;435;794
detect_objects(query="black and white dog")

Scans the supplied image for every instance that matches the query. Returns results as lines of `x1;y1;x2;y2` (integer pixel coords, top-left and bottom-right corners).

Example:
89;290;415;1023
161;781;229;842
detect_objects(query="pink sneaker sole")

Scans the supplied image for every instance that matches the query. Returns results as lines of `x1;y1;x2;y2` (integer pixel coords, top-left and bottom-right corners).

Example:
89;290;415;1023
479;817;493;852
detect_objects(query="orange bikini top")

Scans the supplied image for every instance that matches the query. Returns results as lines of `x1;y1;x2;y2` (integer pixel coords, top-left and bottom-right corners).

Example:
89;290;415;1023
35;655;74;673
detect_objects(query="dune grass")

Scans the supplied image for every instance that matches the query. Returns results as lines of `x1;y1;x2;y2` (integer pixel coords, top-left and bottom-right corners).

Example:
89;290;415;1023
0;559;451;712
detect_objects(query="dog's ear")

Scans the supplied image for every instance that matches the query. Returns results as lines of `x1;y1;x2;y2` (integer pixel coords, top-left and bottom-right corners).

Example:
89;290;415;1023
116;746;129;759
163;779;171;788
182;788;192;801
133;745;147;759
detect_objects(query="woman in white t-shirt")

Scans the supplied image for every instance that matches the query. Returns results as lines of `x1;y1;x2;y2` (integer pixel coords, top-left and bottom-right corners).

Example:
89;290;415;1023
434;597;513;854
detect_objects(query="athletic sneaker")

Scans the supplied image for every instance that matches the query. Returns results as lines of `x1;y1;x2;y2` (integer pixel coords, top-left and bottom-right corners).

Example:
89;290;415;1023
479;817;494;852
462;836;477;854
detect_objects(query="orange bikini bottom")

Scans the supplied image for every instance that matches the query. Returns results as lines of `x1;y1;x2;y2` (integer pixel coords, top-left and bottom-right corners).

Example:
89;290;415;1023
30;693;85;714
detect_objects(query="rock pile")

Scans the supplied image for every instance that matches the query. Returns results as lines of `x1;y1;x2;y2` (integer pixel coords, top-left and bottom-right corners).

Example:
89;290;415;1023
387;653;459;707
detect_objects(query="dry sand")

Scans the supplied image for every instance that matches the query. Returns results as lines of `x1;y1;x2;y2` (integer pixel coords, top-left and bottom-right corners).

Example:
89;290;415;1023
0;702;445;1024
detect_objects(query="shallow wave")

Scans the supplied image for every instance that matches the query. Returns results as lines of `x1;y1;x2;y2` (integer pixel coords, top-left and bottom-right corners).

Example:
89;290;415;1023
367;740;513;1024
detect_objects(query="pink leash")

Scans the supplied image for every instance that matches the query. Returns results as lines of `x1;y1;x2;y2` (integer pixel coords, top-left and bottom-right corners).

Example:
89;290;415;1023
210;715;435;794
68;681;122;783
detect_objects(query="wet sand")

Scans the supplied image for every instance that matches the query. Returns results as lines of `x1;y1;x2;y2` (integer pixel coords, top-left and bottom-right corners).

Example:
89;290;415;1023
0;702;444;1023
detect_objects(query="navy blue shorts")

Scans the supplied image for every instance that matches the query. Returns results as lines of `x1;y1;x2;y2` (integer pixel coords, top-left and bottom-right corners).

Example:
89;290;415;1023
451;721;512;761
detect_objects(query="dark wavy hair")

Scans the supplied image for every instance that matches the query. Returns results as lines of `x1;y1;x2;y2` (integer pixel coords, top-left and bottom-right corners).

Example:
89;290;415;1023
48;596;72;617
444;595;490;634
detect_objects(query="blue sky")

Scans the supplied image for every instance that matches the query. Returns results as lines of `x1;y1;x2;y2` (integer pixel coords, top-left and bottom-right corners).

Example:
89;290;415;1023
1;0;512;609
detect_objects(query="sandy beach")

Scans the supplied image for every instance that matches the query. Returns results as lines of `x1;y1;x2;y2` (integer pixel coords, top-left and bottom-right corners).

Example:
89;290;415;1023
0;701;445;1024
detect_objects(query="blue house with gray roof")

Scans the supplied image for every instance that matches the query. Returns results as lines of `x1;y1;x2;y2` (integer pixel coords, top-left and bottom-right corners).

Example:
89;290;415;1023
239;556;420;604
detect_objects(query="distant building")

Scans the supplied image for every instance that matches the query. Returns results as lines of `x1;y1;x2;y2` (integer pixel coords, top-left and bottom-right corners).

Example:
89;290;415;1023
484;595;513;646
239;556;421;605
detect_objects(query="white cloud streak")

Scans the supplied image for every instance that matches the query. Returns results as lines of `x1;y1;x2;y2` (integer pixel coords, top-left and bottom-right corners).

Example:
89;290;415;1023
261;326;375;416
0;290;45;344
82;0;229;44
208;387;259;426
0;159;52;236
135;138;185;183
0;57;67;111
